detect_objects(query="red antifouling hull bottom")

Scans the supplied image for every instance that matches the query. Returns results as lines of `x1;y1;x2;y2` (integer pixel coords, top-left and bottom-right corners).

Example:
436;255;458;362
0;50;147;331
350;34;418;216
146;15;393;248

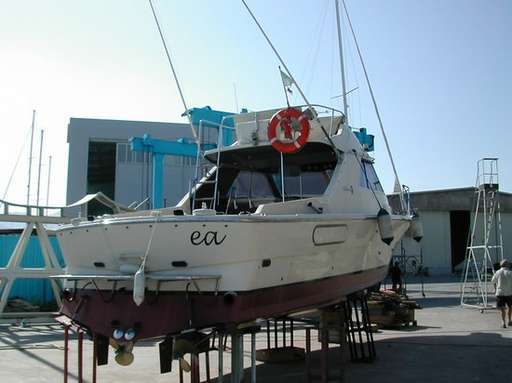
59;266;387;340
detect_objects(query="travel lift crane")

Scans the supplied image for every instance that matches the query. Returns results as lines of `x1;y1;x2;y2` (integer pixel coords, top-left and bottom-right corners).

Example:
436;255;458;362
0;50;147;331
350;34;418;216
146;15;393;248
129;106;236;209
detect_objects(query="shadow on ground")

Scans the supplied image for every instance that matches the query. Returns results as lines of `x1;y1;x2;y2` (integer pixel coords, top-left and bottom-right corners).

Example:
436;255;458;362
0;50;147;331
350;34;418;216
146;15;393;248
217;331;512;383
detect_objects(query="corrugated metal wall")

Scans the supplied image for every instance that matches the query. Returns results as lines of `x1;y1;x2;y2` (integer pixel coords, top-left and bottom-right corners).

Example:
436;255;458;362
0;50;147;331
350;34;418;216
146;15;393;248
0;234;65;304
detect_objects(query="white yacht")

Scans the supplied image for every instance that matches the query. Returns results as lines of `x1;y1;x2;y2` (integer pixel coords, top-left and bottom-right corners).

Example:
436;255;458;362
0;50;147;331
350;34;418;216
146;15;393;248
56;105;412;342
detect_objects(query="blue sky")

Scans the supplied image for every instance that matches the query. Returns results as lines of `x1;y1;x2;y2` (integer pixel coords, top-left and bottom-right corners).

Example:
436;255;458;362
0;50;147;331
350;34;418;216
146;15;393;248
0;0;510;206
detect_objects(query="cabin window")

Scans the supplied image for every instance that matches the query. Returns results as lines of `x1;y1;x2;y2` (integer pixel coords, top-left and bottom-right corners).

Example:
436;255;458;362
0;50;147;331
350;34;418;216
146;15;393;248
360;162;383;192
231;171;275;199
194;142;338;213
275;170;332;198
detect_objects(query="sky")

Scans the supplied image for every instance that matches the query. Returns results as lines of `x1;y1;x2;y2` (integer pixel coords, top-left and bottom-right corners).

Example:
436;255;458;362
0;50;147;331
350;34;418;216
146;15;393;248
0;0;511;206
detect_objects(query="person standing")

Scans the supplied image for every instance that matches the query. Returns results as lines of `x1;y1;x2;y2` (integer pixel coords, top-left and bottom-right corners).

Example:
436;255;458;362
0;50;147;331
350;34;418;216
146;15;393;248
390;261;402;293
491;259;512;328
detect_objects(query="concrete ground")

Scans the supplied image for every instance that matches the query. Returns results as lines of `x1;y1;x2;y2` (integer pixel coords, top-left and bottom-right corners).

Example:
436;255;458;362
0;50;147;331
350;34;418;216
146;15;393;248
1;277;511;383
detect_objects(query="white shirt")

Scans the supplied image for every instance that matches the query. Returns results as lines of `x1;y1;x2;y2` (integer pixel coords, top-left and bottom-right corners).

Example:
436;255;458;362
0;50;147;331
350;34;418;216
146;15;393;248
491;267;512;296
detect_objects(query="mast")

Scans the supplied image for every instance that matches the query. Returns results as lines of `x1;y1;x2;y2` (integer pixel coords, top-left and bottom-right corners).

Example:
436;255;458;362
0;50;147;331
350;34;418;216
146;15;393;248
46;155;52;206
36;129;44;206
26;110;36;206
335;0;349;127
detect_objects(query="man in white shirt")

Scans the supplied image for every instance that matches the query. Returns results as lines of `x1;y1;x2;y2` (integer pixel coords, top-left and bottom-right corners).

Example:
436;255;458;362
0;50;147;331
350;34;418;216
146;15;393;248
491;259;512;328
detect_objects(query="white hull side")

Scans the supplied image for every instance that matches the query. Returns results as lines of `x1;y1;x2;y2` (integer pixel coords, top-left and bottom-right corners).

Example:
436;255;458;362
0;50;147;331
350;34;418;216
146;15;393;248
58;215;410;292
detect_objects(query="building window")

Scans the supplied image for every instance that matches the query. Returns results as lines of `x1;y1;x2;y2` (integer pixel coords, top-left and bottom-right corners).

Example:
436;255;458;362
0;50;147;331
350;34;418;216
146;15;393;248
87;141;116;216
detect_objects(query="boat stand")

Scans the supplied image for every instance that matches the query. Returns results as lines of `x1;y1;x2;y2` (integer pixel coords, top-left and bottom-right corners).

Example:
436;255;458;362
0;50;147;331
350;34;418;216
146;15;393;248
222;326;259;383
343;292;376;363
304;306;345;383
62;324;97;383
185;327;258;383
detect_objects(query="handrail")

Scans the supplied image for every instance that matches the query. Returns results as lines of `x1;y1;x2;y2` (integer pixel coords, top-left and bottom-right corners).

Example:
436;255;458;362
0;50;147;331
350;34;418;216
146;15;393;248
0;198;65;218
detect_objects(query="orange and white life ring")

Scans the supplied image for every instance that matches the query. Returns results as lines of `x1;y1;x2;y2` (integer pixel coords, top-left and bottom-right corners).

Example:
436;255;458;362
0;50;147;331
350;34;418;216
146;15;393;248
267;107;310;154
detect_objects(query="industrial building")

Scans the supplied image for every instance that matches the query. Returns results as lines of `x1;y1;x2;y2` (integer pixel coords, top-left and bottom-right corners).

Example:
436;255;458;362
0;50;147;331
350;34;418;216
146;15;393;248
66;117;197;216
389;187;512;275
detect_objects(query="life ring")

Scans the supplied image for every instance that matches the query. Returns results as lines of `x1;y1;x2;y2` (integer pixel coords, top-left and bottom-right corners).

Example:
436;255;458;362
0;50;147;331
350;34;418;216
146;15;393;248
267;107;310;154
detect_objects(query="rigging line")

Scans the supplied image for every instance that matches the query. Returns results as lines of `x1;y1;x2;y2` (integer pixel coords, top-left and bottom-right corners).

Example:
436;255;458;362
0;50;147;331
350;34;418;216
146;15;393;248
2;127;31;200
293;0;329;105
241;0;339;153
148;0;198;143
342;0;405;210
304;0;330;96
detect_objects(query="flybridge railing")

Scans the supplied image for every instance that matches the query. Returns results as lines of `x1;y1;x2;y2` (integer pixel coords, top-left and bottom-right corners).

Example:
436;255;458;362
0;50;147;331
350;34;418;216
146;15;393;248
231;104;345;147
0;198;65;218
189;119;236;210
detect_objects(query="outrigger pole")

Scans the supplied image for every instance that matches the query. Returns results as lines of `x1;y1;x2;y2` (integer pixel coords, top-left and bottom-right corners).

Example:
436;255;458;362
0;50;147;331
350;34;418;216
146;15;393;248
341;0;406;211
241;0;339;153
148;0;198;143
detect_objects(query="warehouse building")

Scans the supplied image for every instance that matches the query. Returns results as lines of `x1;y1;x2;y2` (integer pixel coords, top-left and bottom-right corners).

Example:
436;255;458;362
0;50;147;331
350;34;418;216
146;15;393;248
388;187;512;275
66;117;198;216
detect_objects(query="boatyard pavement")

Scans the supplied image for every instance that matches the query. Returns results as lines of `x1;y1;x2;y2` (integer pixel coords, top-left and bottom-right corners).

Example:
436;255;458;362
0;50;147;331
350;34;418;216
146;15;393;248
0;277;511;382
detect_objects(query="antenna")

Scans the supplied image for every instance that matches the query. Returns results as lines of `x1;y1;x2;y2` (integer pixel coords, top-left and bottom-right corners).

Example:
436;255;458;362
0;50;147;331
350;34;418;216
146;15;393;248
26;110;36;206
335;0;349;127
233;83;239;112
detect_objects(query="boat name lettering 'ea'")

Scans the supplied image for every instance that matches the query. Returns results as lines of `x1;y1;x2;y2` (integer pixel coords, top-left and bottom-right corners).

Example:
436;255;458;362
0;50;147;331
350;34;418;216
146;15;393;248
190;231;227;246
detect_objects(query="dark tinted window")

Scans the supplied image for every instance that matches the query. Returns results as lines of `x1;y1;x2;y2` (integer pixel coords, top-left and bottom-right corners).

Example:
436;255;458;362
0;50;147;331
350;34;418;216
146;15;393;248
360;162;383;192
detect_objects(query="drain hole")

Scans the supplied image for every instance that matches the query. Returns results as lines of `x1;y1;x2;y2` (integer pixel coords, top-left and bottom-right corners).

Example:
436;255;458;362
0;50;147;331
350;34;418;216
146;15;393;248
172;261;188;268
262;259;271;268
94;262;105;268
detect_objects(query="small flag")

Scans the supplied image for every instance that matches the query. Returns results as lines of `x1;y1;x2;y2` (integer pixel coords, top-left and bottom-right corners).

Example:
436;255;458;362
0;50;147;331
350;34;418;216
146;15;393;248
280;68;294;93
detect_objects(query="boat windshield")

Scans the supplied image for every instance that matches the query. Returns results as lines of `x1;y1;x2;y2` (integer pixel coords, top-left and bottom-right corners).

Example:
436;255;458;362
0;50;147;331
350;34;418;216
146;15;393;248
192;142;337;213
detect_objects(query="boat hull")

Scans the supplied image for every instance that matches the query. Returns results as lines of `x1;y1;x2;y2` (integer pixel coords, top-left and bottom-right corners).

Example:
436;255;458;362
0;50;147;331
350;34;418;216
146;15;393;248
60;265;387;340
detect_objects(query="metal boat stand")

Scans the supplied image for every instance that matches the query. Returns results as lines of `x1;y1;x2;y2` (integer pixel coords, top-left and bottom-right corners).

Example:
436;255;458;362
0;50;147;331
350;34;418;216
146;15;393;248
180;326;258;383
62;323;97;383
343;292;376;363
251;317;305;363
220;325;259;383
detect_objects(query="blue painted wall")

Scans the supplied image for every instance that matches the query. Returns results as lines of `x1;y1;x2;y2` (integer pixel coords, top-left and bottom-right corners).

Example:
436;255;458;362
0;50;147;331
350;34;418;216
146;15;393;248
0;234;65;304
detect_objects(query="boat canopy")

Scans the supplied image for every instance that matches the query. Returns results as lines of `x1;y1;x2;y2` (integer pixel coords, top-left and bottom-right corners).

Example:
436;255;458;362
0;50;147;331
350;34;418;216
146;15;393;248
194;142;337;213
205;142;337;173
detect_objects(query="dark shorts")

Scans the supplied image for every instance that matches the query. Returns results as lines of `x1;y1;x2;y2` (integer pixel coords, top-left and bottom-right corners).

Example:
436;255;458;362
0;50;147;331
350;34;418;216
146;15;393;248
496;296;512;308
